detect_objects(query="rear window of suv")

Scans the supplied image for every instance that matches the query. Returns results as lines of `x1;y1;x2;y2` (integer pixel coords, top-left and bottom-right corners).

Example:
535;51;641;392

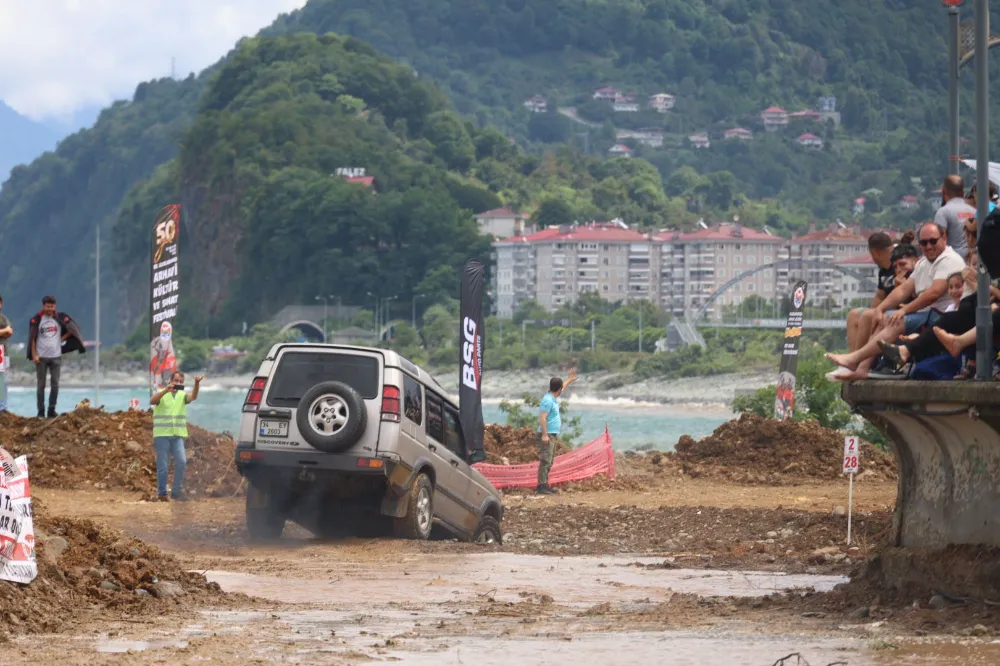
266;352;379;407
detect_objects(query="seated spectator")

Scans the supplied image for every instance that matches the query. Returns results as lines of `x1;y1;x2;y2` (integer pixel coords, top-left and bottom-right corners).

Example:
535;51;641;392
826;222;965;379
845;232;896;352
963;180;999;249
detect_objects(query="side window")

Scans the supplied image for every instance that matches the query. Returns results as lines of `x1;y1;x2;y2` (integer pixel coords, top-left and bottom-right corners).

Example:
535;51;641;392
403;375;423;426
443;407;464;456
426;394;444;442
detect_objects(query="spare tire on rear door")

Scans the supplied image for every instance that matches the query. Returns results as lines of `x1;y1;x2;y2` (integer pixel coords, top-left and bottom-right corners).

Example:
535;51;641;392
296;381;368;453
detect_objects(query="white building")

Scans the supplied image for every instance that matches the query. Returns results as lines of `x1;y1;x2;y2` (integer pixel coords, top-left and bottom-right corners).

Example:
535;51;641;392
608;144;632;157
523;96;547;112
474;208;533;239
724;127;753;141
779;225;872;304
761;106;789;131
689;133;711;149
796;132;824;149
648;93;676;113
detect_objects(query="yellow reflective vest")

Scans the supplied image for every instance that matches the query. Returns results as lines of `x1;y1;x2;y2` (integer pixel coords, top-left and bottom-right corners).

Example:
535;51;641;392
153;391;188;438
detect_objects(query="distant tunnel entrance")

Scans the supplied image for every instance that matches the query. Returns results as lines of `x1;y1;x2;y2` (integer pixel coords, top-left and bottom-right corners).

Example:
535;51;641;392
280;320;325;342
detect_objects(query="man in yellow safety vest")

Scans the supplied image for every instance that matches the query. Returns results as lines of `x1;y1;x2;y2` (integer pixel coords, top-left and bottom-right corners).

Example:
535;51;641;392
150;371;203;501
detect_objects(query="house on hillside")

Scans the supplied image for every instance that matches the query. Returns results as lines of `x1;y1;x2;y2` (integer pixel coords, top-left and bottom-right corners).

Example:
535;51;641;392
761;106;789;131
899;195;920;210
796;133;823;149
688;133;711;149
523;96;547;112
608;144;632;157
475;208;533;239
853;197;866;217
649;93;676;112
593;87;619;101
612;93;639;112
789;110;822;122
635;128;664;147
724;127;753;141
817;96;841;128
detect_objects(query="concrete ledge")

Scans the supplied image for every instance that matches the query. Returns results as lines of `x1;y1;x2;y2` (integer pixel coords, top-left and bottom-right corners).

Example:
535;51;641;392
843;380;1000;549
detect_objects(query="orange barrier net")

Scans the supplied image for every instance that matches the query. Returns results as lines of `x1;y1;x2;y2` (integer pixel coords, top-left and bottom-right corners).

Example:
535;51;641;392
473;427;615;490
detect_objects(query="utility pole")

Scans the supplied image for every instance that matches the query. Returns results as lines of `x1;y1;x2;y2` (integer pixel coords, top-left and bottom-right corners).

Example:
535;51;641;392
638;303;643;353
591;319;596;351
95;225;101;405
315;295;329;342
948;2;961;174
974;0;993;378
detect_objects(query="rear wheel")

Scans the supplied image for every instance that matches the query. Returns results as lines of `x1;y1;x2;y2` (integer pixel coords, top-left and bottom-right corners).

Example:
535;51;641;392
246;484;285;540
296;381;368;453
473;516;503;545
393;473;433;540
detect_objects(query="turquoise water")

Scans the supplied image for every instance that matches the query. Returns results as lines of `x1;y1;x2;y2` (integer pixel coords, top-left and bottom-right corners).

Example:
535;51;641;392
2;386;729;451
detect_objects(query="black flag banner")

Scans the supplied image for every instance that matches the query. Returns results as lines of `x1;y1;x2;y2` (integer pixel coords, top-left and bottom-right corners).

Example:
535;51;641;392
774;281;807;421
459;259;486;463
149;205;181;397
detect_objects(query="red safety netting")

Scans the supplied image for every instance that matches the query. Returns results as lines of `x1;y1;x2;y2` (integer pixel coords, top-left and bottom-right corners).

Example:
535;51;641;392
473;426;615;490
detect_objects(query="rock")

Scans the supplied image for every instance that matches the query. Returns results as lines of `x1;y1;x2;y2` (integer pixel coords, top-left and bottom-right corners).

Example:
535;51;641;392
124;441;143;453
832;506;847;517
847;547;860;556
129;547;141;558
766;531;778;539
151;581;187;598
779;529;794;539
41;536;69;563
972;624;989;637
850;606;870;619
764;555;777;564
831;554;848;563
928;594;948;610
800;611;826;618
99;581;121;592
135;589;151;598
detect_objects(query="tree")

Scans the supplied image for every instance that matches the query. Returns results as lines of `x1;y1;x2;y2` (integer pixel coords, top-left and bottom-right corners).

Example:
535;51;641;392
421;304;456;350
528;110;572;143
534;197;575;228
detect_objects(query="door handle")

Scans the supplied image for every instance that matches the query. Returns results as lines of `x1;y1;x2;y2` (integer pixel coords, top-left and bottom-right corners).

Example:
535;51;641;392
450;460;459;467
428;444;437;452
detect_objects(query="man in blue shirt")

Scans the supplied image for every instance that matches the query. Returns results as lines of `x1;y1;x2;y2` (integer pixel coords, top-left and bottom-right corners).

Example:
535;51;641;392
537;369;578;495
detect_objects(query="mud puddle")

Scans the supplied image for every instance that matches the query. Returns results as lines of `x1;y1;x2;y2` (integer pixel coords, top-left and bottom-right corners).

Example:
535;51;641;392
205;553;847;606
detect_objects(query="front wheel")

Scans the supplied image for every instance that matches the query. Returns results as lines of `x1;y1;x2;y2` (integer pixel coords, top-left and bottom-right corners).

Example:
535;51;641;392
246;484;285;540
393;473;433;540
472;516;503;544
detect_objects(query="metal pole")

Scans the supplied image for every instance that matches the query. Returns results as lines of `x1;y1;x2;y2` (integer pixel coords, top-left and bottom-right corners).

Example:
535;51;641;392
975;0;993;379
591;319;596;351
95;225;101;405
638;304;643;352
323;298;328;343
949;6;961;175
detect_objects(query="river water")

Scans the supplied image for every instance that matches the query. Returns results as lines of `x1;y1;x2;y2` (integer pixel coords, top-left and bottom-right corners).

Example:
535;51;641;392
3;385;730;451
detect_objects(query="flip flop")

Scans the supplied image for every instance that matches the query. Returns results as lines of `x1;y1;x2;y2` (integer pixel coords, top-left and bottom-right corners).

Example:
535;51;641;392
825;366;854;382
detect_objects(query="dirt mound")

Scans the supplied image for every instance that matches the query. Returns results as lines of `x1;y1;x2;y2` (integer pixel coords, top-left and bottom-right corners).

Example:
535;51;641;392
673;414;897;485
0;407;242;497
483;425;570;465
0;501;241;640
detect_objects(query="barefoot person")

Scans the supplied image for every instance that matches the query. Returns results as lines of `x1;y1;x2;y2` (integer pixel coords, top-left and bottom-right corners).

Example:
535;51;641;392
537;369;578;495
845;232;896;352
150;371;203;501
826;222;965;379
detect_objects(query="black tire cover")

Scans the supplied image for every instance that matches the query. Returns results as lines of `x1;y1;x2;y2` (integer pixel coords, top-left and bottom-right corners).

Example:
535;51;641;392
295;381;368;453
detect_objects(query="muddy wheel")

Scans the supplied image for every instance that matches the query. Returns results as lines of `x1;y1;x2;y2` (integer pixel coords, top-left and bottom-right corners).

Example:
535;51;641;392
472;516;503;545
393;473;433;540
246;485;285;540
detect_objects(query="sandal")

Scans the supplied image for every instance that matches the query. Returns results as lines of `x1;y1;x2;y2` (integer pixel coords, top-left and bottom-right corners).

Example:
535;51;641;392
955;362;975;381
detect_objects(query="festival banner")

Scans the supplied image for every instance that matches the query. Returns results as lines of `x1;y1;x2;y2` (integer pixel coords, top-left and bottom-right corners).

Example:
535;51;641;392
774;281;808;421
0;452;37;584
149;205;181;396
459;260;486;463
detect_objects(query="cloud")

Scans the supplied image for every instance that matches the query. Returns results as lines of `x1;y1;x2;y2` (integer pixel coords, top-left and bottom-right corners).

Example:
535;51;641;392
0;0;307;120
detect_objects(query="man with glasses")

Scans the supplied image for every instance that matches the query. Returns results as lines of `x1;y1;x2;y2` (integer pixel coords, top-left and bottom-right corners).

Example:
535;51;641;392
827;222;965;379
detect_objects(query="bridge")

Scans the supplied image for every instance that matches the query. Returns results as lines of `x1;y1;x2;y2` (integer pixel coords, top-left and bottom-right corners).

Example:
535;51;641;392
698;318;846;330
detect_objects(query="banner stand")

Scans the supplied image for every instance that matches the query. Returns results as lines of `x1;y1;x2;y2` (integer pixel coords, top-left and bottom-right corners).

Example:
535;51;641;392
774;281;808;420
459;259;487;464
149;205;181;398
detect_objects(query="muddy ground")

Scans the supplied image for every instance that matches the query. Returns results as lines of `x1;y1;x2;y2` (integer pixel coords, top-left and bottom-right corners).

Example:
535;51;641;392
5;477;999;665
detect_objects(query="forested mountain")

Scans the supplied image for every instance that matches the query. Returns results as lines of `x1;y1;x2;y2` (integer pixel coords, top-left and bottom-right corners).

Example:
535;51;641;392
0;0;995;340
267;0;1000;226
0;102;59;180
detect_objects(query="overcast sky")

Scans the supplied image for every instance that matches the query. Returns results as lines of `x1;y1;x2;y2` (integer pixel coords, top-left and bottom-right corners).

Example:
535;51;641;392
0;0;307;121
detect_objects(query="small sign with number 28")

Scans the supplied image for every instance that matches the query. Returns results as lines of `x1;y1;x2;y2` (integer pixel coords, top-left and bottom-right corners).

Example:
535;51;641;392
843;436;860;474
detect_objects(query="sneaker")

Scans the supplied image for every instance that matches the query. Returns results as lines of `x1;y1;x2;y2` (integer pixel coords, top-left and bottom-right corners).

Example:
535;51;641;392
536;485;556;495
46;408;56;418
157;495;169;502
171;492;190;502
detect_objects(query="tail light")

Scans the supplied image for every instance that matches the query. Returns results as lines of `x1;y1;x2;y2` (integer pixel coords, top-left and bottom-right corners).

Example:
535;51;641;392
243;377;267;413
381;385;400;422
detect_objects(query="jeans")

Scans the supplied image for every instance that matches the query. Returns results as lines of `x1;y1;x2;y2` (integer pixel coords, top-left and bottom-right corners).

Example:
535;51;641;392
537;434;557;488
887;309;941;336
154;436;187;497
35;357;61;416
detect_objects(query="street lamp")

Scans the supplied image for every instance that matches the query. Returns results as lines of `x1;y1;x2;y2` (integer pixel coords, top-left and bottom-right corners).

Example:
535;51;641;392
412;293;426;329
366;291;378;342
944;0;963;175
382;296;398;342
314;294;334;342
973;0;993;379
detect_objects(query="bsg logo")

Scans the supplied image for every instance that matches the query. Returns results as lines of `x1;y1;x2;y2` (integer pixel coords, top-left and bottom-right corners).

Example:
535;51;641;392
461;316;482;391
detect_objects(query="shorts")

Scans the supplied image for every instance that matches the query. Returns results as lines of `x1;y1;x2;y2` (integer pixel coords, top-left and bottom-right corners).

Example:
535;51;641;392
887;309;940;335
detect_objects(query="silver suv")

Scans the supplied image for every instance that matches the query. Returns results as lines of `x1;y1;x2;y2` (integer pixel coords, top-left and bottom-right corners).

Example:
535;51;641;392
234;343;503;543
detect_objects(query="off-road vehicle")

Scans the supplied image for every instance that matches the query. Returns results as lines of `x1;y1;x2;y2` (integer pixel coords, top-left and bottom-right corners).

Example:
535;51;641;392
234;343;503;542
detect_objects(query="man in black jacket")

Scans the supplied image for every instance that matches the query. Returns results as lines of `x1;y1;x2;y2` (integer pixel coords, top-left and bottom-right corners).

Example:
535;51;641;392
27;295;85;418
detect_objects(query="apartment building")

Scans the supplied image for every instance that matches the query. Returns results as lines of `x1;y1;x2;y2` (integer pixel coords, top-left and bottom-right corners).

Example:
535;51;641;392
834;255;880;308
779;226;872;305
492;222;888;320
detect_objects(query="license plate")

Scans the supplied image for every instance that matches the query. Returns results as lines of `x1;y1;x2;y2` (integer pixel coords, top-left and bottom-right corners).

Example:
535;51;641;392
258;420;288;438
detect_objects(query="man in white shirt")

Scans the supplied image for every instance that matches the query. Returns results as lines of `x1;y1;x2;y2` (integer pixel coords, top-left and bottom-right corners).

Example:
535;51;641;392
827;222;964;379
